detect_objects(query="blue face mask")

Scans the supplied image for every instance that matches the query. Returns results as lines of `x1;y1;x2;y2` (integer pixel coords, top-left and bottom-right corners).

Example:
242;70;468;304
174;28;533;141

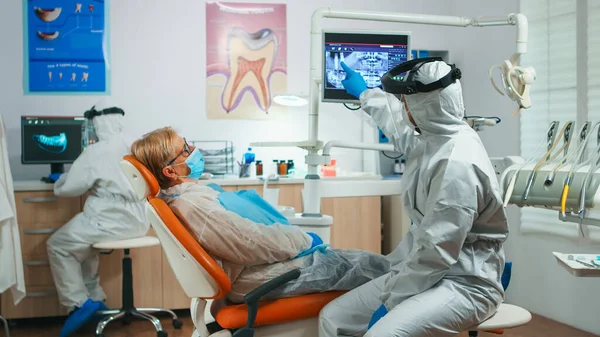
177;148;205;180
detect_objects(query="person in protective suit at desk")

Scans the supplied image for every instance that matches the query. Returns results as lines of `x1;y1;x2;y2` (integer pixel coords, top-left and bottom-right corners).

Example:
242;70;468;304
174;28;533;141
47;100;148;337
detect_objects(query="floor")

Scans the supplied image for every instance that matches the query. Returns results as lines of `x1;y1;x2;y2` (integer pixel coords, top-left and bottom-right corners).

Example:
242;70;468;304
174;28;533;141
3;313;598;337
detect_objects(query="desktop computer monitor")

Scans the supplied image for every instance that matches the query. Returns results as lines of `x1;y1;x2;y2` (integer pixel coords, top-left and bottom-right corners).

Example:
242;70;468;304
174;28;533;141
322;30;411;104
21;116;85;177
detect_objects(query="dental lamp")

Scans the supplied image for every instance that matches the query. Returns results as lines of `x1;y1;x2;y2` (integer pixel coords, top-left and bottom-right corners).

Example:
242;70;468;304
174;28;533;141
252;8;533;217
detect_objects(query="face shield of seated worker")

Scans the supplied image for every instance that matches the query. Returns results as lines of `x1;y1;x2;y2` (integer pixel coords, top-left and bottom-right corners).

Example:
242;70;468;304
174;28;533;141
130;128;392;303
320;60;509;337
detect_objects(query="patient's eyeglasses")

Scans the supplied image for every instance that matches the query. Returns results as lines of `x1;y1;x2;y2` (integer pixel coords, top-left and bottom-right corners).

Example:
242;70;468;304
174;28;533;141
166;138;191;166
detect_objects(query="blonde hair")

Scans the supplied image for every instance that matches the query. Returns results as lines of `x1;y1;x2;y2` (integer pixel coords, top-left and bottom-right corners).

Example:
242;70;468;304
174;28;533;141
131;127;179;189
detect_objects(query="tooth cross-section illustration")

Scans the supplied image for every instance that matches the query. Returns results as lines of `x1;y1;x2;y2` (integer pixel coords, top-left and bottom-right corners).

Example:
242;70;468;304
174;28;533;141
33;133;67;154
222;28;278;113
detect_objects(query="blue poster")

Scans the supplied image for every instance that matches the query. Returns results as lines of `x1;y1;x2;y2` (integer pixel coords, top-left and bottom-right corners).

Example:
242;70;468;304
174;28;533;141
24;0;109;93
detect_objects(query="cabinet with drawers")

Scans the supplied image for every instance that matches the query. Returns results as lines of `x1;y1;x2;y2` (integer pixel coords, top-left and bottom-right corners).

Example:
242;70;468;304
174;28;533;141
1;192;80;318
1;183;381;318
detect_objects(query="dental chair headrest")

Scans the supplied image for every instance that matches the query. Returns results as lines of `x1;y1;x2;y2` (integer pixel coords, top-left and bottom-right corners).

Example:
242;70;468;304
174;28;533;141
121;155;161;200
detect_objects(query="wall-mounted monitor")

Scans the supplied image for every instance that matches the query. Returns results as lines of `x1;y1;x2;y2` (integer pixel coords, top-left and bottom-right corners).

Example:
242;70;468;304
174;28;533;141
322;30;411;104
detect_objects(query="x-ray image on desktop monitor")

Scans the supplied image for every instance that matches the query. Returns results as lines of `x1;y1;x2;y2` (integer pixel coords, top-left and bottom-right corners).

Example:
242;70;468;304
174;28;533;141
322;30;410;103
21;116;85;178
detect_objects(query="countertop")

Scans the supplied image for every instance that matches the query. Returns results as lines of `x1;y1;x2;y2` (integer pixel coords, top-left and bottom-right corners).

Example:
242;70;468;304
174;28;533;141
13;173;389;192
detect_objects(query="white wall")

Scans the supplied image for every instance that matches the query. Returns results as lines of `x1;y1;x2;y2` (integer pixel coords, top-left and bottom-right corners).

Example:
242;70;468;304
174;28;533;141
0;0;456;180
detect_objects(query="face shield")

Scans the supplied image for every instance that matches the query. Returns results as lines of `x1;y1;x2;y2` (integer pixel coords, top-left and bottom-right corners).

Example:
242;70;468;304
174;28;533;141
82;104;125;148
383;92;418;137
83;118;98;148
381;57;462;135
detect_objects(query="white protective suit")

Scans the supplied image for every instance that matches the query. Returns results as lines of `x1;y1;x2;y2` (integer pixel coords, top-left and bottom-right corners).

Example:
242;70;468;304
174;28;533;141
47;110;148;310
0;114;26;305
319;62;509;337
161;182;391;303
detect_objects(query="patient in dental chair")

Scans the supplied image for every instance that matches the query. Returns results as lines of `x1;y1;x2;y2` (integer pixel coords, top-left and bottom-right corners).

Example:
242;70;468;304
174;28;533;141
131;127;391;303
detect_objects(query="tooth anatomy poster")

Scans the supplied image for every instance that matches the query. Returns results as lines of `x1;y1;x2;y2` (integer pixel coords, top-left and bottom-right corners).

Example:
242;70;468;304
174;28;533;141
206;2;287;120
24;0;109;93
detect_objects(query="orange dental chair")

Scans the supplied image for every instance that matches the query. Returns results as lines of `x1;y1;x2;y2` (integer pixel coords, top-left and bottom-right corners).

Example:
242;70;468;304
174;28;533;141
120;155;531;337
120;155;345;337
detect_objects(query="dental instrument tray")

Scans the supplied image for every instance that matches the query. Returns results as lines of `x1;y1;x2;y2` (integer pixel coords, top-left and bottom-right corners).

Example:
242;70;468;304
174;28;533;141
553;252;600;277
190;140;234;175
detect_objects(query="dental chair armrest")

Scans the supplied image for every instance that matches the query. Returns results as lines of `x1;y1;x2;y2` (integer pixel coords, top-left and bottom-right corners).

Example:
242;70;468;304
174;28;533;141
245;269;301;305
233;269;301;337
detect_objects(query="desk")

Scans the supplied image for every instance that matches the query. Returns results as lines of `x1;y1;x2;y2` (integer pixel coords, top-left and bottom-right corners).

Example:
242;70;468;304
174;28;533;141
1;177;401;319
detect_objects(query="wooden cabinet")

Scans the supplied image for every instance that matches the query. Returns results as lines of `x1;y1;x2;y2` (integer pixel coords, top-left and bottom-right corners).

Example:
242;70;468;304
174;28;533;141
322;197;381;253
238;185;380;253
2;183;382;317
278;185;304;213
2;286;62;319
1;192;81;319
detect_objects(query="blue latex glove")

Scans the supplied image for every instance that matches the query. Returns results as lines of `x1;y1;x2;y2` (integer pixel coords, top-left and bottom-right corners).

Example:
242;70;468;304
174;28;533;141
295;232;328;259
340;62;368;98
307;232;323;248
49;173;62;182
368;304;388;329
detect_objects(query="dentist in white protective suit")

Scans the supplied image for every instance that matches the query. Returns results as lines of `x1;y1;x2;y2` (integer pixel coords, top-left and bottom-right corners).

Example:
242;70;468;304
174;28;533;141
319;59;509;337
46;100;148;337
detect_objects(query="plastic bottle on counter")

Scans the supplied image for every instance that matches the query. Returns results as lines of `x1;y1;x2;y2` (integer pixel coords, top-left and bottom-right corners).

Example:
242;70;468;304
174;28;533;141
287;160;295;175
278;160;288;176
244;147;255;164
256;160;263;176
393;159;401;175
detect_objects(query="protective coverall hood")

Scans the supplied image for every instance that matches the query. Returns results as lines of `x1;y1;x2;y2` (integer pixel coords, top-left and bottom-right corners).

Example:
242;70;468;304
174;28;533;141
92;114;124;142
402;61;468;137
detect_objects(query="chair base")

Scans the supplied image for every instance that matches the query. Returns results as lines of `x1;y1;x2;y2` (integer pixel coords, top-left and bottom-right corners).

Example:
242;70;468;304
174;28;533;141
0;315;10;337
95;307;182;337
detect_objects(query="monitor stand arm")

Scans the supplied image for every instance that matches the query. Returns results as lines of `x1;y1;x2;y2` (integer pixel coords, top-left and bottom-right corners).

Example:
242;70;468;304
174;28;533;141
50;163;65;174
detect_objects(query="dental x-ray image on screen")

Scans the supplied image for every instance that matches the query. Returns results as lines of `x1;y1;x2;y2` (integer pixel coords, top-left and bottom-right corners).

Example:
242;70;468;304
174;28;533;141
326;51;390;89
322;30;410;103
21;116;84;164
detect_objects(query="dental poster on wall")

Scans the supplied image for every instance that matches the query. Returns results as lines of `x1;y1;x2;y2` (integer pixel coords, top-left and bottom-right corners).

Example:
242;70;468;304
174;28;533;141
206;2;288;120
23;0;109;94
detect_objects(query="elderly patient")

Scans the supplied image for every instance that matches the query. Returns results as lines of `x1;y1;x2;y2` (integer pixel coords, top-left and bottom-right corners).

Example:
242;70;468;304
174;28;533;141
130;127;391;303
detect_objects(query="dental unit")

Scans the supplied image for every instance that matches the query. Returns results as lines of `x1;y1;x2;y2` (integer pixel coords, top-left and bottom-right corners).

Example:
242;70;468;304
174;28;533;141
252;8;535;219
496;120;600;238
